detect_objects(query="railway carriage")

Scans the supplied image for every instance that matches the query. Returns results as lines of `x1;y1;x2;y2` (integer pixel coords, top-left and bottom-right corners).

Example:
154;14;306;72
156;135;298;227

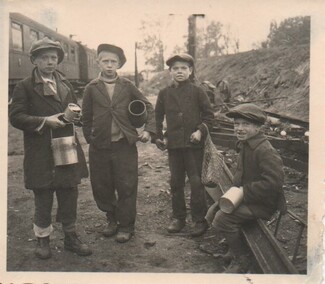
9;12;99;96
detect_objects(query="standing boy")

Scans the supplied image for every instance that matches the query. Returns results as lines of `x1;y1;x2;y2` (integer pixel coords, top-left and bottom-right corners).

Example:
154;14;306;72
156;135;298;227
207;103;285;273
9;37;91;259
82;44;155;243
155;54;214;237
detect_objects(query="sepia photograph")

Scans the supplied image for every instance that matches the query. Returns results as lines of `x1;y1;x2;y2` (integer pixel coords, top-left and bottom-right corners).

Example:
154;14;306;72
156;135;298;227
0;0;324;283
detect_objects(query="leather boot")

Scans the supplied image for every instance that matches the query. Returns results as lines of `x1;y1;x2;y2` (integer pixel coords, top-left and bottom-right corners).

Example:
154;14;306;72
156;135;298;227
167;219;186;233
190;220;209;237
224;255;250;273
115;231;133;243
102;221;118;237
64;232;92;256
35;236;51;259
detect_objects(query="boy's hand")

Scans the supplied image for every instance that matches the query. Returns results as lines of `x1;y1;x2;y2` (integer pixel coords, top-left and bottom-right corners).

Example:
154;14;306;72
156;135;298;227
138;131;151;143
155;138;168;151
190;130;202;144
45;113;66;129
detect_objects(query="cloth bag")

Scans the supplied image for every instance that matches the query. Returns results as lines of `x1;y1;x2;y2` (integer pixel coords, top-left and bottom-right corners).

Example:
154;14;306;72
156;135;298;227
201;123;225;187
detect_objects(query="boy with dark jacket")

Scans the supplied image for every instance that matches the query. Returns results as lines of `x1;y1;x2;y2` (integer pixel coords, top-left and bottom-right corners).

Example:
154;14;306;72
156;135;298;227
82;44;156;243
155;54;214;237
9;37;91;259
207;103;285;273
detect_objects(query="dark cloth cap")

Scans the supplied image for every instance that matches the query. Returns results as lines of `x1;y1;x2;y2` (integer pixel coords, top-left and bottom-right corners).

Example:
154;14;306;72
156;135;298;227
97;44;126;68
29;37;65;64
226;103;267;124
166;53;194;67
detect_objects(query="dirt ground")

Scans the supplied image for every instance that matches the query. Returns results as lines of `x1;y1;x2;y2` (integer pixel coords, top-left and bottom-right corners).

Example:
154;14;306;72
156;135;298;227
7;124;226;273
7;119;307;274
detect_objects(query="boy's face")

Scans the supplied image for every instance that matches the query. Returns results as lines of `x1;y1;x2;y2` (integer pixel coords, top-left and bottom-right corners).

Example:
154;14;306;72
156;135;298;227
97;51;120;78
234;118;261;141
33;49;58;77
170;61;193;82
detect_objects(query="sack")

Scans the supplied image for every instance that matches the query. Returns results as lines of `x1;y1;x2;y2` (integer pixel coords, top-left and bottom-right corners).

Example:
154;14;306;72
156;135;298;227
201;124;226;187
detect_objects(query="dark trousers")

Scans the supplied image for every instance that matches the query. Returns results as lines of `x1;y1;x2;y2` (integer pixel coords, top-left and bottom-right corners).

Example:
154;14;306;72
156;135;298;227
212;204;255;257
89;139;138;233
33;187;78;232
168;148;207;223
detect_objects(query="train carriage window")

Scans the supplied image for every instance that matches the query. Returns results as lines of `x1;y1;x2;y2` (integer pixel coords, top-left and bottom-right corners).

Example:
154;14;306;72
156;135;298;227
70;46;76;62
30;29;39;42
11;22;23;51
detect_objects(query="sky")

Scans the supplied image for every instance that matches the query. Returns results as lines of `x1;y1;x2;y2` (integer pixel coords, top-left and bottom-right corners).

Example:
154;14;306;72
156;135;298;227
1;0;322;72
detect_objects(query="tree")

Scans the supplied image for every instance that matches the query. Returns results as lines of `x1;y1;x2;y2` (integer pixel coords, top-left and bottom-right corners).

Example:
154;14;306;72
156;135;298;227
138;17;165;71
194;21;240;58
262;16;310;48
196;21;224;58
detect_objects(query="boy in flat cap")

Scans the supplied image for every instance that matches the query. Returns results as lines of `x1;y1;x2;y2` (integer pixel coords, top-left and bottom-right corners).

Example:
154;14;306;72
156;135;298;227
206;103;286;273
155;53;214;237
9;37;91;259
82;44;155;243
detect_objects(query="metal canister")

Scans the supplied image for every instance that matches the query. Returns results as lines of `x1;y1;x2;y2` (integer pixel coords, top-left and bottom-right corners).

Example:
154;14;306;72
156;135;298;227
219;186;244;213
63;103;81;123
51;125;78;166
128;100;147;128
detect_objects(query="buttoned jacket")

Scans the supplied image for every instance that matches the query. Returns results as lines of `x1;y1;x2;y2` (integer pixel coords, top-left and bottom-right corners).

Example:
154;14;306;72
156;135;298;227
155;80;214;149
9;68;88;189
233;133;285;220
82;77;156;148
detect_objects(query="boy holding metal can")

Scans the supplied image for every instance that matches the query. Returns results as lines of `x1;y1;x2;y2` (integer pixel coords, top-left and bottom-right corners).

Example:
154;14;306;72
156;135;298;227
9;37;91;259
82;44;156;243
155;53;214;237
207;103;286;273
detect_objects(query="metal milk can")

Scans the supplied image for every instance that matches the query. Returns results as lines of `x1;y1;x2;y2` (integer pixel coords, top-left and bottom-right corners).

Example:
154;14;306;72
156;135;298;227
51;123;78;166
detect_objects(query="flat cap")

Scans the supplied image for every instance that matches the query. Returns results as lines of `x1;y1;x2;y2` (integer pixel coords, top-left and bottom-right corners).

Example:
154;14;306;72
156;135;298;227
226;103;267;125
29;37;65;64
166;53;194;67
97;44;126;68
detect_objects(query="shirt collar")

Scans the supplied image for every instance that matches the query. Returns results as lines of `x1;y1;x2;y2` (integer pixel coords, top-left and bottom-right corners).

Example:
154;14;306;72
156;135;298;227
236;132;266;151
33;68;65;84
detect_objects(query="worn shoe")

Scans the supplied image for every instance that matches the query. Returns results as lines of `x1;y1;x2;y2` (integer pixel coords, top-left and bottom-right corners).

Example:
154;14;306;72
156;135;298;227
167;219;186;233
35;236;51;259
213;250;234;265
102;221;118;237
64;232;92;256
224;255;250;274
115;231;133;243
190;220;209;237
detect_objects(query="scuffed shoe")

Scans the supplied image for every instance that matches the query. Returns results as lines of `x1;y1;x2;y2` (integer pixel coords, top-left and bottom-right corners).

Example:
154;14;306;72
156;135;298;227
224;255;250;274
35;236;51;260
213;250;234;265
115;231;133;243
102;221;118;237
190;220;209;237
64;232;92;256
167;219;186;233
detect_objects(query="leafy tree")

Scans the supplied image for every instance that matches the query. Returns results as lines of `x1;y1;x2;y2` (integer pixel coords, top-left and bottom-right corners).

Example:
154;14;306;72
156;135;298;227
194;21;240;58
196;21;224;57
138;17;165;71
262;16;310;48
